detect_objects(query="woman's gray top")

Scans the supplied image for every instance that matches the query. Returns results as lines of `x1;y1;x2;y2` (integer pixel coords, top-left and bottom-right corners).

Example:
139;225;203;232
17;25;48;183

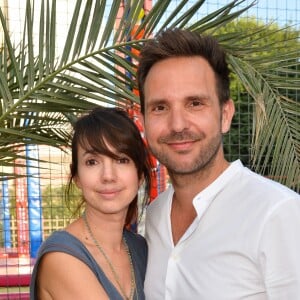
30;230;147;300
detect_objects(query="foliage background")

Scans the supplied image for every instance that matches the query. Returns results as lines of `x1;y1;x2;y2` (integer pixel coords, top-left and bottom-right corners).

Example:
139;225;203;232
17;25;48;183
0;0;299;249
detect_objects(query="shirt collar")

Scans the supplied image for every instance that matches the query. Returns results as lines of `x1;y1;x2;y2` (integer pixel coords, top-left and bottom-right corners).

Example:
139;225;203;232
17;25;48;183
192;159;243;217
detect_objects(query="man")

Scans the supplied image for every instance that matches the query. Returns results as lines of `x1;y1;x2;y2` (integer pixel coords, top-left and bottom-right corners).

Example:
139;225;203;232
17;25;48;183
137;28;300;299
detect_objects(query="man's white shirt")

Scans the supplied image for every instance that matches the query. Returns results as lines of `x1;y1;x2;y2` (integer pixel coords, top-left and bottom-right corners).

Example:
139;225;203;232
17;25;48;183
144;160;300;300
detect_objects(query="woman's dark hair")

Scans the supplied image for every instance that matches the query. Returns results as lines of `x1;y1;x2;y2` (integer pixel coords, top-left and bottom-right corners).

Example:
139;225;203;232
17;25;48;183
137;28;230;113
66;106;152;228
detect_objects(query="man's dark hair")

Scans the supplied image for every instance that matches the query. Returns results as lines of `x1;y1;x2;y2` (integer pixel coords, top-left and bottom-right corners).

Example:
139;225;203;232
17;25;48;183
137;28;230;113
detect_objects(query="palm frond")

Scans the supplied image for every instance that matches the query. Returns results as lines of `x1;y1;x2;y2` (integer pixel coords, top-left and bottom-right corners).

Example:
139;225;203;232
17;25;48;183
228;54;300;190
0;0;299;191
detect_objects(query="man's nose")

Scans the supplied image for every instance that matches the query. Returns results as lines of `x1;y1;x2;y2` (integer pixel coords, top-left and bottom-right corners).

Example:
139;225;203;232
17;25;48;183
168;107;189;133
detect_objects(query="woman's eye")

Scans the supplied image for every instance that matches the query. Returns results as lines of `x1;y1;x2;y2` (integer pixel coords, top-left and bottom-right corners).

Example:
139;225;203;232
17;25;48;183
117;157;130;164
86;159;97;166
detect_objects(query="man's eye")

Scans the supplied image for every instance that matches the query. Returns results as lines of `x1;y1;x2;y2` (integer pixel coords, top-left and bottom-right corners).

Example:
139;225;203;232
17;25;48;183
190;100;202;107
153;105;166;112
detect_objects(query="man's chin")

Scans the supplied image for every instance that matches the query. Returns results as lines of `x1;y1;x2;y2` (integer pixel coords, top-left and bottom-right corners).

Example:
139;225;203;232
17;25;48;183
165;162;200;176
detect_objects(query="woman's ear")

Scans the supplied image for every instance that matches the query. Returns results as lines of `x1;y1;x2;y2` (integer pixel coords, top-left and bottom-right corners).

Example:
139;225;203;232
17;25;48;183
73;175;82;189
139;174;145;187
70;163;81;189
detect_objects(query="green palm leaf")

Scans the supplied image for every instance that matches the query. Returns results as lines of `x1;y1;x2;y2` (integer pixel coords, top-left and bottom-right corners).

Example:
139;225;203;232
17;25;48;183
0;0;299;191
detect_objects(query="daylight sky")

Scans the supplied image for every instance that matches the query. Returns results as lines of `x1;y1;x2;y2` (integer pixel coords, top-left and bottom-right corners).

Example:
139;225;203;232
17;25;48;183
201;0;299;27
6;0;299;49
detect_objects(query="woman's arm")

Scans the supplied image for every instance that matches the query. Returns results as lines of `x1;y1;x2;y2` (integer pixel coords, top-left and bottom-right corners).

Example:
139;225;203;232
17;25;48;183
36;251;109;300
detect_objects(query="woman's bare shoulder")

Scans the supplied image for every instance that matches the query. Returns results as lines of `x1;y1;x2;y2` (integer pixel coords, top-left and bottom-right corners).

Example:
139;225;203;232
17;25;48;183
36;251;109;300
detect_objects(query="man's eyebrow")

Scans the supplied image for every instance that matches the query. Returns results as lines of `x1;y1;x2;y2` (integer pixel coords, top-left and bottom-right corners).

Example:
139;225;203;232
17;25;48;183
146;98;168;106
186;93;210;100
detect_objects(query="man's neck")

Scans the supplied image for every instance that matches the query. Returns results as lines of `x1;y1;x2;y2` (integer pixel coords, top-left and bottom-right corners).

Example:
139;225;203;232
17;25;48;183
170;157;230;205
169;158;230;245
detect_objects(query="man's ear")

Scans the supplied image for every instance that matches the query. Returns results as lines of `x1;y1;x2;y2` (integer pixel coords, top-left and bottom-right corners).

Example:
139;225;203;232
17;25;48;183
139;114;145;134
221;99;235;134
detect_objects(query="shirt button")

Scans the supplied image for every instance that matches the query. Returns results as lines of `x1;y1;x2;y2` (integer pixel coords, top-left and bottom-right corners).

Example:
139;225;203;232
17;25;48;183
172;254;179;261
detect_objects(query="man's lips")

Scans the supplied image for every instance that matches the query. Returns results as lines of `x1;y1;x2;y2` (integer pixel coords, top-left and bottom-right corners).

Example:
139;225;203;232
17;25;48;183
158;131;203;152
166;140;195;151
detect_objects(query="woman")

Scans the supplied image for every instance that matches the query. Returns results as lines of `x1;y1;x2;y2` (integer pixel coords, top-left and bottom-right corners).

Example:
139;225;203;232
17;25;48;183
30;107;152;300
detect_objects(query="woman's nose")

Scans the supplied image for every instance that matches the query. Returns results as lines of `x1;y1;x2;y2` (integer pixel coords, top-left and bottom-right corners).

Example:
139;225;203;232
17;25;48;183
100;160;116;182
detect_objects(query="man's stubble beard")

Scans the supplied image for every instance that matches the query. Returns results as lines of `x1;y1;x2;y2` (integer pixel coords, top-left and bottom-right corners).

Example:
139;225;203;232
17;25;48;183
149;130;223;177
